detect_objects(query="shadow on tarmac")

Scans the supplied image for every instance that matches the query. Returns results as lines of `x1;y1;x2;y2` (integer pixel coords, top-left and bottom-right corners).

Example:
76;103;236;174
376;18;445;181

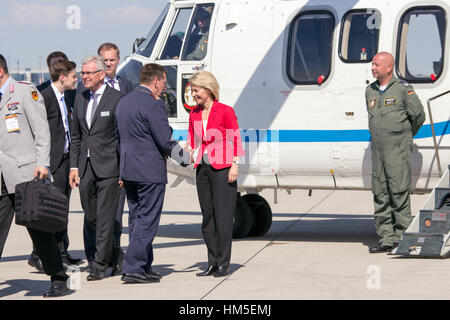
0;212;379;265
0;279;49;298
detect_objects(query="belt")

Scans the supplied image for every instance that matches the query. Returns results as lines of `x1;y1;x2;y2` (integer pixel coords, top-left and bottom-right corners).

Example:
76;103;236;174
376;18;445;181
62;153;70;160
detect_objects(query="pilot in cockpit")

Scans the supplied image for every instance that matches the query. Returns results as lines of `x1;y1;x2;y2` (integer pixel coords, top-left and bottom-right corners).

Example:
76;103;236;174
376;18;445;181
186;8;211;61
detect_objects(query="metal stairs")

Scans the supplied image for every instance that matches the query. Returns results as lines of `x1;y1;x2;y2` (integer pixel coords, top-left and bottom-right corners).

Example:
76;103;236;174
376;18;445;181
393;165;450;257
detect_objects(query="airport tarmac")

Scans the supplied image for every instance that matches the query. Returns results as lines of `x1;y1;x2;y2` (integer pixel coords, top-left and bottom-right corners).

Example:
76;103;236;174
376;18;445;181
0;173;448;300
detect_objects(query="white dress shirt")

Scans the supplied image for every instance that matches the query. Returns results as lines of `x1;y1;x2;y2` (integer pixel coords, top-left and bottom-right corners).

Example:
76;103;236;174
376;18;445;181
86;82;107;129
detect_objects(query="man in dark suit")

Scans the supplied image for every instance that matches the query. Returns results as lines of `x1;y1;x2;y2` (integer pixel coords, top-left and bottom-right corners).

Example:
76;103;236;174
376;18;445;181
69;55;123;281
29;52;81;272
115;63;184;283
77;43;132;267
40;60;82;269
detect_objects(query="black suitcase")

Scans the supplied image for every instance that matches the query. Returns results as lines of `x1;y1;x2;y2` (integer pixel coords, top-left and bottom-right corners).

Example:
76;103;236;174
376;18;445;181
14;178;69;233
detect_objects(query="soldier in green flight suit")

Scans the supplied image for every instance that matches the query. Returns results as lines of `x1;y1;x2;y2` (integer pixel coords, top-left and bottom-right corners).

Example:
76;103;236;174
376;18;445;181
365;52;425;253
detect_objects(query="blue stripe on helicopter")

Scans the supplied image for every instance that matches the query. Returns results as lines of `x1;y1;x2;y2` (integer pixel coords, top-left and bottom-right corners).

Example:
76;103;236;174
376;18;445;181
172;120;450;142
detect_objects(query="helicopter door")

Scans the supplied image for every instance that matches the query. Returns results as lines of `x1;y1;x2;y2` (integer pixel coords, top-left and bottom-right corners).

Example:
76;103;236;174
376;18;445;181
156;2;216;123
179;3;215;122
156;4;193;121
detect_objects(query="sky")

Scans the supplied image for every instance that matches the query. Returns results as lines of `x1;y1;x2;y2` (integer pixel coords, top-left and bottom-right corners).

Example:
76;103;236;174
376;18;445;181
1;0;169;72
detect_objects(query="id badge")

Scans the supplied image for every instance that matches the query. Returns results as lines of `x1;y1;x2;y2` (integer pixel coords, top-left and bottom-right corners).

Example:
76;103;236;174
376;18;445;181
5;114;20;133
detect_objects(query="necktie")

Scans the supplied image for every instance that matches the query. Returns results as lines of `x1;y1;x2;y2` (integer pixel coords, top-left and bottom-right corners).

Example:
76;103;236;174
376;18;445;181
60;96;71;144
0;92;2;104
90;93;98;124
108;79;115;90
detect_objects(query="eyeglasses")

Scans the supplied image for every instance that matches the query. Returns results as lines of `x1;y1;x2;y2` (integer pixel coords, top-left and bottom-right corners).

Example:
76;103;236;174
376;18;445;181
80;70;102;76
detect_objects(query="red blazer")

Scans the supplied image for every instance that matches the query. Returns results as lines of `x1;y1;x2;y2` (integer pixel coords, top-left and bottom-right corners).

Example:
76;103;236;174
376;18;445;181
188;101;245;169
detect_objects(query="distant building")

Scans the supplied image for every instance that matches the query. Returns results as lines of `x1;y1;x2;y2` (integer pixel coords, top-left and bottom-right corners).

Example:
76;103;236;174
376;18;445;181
11;67;80;86
10;68;49;86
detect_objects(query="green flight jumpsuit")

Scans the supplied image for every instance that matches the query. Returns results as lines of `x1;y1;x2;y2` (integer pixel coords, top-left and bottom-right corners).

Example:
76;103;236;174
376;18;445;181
365;76;425;246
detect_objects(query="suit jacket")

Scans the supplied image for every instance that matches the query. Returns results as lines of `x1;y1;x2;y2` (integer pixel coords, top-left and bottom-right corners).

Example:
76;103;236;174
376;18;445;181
36;80;51;92
0;77;51;194
188;101;245;169
41;85;75;174
77;76;133;95
115;85;177;184
70;84;123;179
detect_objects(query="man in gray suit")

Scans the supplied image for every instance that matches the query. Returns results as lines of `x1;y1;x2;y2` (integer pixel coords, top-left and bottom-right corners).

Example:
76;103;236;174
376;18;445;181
70;55;123;281
0;54;71;297
77;43;132;271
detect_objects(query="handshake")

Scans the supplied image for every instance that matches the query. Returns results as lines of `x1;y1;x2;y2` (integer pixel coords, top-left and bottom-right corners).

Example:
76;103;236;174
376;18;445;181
170;142;192;168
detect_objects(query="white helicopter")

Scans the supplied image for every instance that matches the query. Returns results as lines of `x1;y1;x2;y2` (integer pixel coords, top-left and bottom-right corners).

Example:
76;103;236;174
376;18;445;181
117;0;450;239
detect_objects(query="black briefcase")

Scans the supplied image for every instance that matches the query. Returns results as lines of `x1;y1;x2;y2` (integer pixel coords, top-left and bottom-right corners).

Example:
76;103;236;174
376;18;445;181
14;178;69;233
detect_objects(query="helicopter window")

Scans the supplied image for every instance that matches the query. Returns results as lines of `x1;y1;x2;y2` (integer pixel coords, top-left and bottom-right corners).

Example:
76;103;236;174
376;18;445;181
287;11;335;85
181;4;215;61
159;8;193;60
396;6;446;83
135;4;168;58
339;9;380;63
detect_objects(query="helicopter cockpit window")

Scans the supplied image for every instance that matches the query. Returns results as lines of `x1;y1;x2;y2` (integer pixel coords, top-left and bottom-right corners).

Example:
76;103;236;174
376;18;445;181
135;4;169;58
287;11;335;85
159;8;193;60
181;4;215;61
339;10;380;63
396;6;446;83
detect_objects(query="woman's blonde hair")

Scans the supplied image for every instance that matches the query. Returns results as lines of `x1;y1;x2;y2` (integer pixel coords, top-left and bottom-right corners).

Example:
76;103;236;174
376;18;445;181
190;70;220;101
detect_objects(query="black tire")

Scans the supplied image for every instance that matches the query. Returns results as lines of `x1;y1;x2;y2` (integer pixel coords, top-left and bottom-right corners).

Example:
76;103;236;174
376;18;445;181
242;194;272;237
233;196;253;239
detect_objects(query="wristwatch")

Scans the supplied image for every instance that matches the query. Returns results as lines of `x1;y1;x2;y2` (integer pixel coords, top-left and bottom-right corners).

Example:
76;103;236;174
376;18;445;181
232;159;239;165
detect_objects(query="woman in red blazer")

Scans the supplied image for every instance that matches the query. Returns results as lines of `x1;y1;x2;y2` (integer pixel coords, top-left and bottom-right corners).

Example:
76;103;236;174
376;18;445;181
187;71;244;277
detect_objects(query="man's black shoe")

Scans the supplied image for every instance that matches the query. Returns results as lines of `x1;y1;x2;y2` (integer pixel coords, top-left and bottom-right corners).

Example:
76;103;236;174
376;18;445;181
62;257;83;271
65;252;83;265
213;266;229;277
146;268;161;279
369;245;393;253
387;243;400;255
196;265;217;277
43;282;70;298
28;256;44;273
87;268;105;281
121;273;160;283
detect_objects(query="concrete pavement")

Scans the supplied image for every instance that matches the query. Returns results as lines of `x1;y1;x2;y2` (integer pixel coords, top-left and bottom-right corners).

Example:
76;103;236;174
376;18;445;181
0;173;448;300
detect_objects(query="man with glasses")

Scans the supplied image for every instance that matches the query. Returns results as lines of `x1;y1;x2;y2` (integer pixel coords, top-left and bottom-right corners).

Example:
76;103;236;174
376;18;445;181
69;55;123;281
78;43;132;272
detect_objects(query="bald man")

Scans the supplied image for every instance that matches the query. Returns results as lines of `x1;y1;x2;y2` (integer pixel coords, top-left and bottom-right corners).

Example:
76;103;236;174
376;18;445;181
365;52;425;253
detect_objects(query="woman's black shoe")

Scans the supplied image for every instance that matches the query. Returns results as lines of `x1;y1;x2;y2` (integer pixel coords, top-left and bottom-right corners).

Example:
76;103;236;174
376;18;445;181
196;265;218;276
